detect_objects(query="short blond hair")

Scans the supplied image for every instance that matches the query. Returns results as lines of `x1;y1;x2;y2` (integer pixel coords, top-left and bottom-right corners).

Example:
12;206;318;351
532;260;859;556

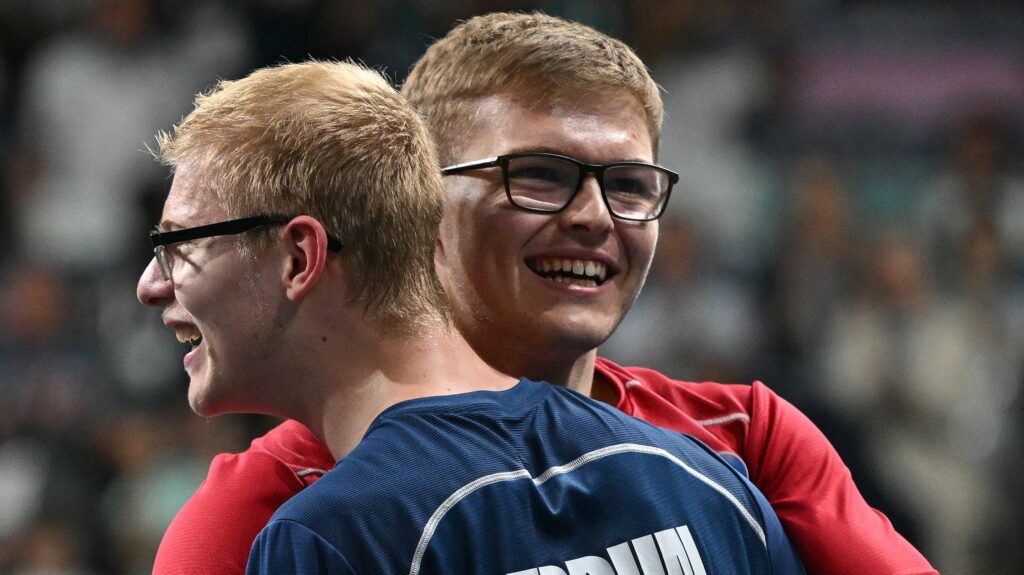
158;60;448;331
402;12;663;164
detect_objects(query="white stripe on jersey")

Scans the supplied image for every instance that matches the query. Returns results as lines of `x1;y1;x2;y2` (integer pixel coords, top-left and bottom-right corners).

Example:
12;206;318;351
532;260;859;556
408;442;766;575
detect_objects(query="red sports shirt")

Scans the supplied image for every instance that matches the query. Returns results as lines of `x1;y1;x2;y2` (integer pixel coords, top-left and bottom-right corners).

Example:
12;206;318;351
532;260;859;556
153;357;936;574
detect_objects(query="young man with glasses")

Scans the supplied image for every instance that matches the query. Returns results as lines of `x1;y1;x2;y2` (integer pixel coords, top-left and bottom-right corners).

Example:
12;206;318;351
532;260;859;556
139;59;802;573
152;13;935;575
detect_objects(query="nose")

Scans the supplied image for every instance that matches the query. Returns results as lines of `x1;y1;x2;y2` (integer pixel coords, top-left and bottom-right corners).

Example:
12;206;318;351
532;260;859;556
556;175;613;235
137;257;174;308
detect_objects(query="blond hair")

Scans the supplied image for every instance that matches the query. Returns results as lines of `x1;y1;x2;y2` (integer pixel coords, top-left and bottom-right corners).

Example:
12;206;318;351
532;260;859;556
158;60;448;332
402;12;663;164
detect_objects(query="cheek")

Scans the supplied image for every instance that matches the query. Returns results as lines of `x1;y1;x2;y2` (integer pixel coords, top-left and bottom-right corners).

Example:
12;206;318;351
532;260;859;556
448;204;504;268
173;284;210;319
448;230;514;310
444;195;547;296
624;227;658;278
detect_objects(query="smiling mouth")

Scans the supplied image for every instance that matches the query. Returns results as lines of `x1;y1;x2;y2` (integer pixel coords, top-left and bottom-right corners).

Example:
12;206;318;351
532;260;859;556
526;256;609;287
174;325;203;349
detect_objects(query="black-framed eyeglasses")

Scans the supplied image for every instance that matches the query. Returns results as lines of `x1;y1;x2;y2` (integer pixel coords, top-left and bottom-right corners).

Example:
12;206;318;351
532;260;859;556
441;152;678;222
149;214;343;282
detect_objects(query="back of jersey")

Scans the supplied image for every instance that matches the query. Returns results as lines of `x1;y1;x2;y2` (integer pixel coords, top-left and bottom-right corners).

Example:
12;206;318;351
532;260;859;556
250;379;802;575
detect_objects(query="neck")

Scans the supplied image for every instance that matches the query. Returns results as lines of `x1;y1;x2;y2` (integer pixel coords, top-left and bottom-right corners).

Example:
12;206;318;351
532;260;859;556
562;350;598;395
467;332;599;394
302;325;518;459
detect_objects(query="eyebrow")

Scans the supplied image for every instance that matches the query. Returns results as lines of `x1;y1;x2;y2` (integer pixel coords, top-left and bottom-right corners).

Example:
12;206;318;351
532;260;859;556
501;146;650;164
155;219;185;232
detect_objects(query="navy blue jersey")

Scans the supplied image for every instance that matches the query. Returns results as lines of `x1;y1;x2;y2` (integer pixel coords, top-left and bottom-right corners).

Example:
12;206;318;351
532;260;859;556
247;379;804;574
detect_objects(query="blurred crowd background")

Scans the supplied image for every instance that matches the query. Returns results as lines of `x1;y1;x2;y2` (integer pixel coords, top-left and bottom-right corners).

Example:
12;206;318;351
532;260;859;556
0;0;1021;573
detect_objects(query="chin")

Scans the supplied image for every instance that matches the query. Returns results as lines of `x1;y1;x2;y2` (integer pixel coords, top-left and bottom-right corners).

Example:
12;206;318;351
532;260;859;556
187;392;216;417
544;315;614;351
187;379;226;417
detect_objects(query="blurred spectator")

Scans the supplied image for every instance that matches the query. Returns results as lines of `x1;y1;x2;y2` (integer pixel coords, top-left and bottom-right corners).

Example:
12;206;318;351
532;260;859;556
8;0;248;274
0;261;113;571
821;232;1017;573
100;407;260;573
10;520;95;575
911;112;1024;572
638;0;781;276
0;435;48;547
0;262;100;435
916;112;1024;292
774;155;856;360
765;155;858;402
97;409;235;574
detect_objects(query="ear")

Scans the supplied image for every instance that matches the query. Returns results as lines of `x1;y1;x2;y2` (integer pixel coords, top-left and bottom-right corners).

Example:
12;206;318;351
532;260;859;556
435;210;457;289
281;216;331;302
434;234;450;291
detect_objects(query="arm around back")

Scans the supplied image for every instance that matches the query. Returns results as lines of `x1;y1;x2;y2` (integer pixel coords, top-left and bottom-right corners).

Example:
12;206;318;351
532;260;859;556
594;359;937;574
745;381;937;574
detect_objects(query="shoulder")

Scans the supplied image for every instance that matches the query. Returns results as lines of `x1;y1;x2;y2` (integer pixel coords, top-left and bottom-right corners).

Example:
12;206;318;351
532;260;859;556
198;419;334;493
249;419;336;479
247;519;357;574
597;357;753;409
153;420;335;575
271;412;504;525
595;357;815;468
596;357;756;432
596;357;800;426
259;419;499;574
270;451;383;523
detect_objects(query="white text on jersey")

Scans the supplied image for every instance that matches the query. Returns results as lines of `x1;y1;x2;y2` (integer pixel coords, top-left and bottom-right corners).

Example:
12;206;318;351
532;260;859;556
507;524;707;575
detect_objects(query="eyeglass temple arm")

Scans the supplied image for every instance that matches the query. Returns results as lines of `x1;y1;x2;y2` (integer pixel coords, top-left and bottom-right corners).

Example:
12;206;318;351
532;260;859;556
440;157;501;175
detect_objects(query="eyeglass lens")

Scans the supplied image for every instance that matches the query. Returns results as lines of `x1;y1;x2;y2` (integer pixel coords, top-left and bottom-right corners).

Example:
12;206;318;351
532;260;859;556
155;245;173;281
504;155;669;220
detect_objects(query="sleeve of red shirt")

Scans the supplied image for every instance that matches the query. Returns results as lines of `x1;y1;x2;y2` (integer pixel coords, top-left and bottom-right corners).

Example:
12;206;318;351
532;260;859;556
595;358;936;574
744;381;937;575
152;420;335;575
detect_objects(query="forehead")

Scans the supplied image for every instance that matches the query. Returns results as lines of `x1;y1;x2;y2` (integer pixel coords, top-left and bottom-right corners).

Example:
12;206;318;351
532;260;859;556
461;91;655;164
161;166;227;229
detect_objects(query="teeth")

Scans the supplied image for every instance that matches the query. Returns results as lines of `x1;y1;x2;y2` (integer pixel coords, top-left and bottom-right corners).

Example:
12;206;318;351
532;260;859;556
553;275;598;287
174;325;202;345
528;257;608;284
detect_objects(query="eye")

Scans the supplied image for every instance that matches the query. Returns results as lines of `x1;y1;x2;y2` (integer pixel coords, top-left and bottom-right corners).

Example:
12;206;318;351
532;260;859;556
166;239;206;266
171;241;194;255
605;176;649;197
510;165;558;181
604;166;663;199
507;157;576;191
